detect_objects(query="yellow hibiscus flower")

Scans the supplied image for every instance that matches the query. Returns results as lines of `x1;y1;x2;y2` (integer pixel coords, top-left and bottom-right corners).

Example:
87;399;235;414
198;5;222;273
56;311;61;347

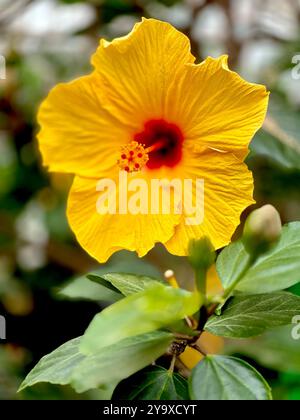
37;18;269;263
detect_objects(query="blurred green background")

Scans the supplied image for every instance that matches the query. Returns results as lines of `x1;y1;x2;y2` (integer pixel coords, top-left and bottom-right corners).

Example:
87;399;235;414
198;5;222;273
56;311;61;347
0;0;300;400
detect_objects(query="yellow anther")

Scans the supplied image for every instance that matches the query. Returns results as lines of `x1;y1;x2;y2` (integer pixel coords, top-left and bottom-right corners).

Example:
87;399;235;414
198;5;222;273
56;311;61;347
117;141;149;173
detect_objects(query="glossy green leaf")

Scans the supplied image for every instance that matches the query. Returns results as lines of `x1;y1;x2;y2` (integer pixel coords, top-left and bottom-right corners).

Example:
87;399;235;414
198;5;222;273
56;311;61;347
113;366;189;400
90;273;164;296
205;292;300;338
87;275;122;294
58;250;161;302
71;332;173;393
19;331;173;395
216;240;249;290
217;223;300;294
80;283;201;355
57;276;121;302
18;337;84;392
189;355;272;400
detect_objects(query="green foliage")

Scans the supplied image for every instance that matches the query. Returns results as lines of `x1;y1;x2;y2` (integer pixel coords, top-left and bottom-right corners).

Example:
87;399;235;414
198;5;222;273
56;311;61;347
21;216;300;400
58;250;161;302
217;222;300;294
227;325;300;373
90;272;164;296
272;372;300;400
19;331;173;395
250;96;300;171
251;129;300;171
2;0;300;403
205;292;300;338
189;355;272;400
18;338;84;392
188;237;216;271
71;332;173;393
18;203;300;401
0;136;17;196
113;366;189;400
80;282;201;354
57;275;122;302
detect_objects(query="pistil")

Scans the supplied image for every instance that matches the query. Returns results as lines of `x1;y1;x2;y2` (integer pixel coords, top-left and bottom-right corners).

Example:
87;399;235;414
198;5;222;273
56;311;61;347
117;139;167;173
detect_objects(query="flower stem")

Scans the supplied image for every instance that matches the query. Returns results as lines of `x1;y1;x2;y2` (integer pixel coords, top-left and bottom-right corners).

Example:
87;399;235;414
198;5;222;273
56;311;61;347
195;267;207;303
190;343;207;356
169;354;176;373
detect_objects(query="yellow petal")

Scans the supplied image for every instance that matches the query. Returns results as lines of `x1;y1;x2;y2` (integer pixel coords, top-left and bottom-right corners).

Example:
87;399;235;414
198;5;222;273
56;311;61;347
67;172;182;263
165;148;255;255
37;73;129;177
165;55;269;159
91;18;195;126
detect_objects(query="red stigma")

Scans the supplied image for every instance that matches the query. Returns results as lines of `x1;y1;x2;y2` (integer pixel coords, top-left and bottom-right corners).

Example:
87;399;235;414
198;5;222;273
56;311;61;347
134;119;183;170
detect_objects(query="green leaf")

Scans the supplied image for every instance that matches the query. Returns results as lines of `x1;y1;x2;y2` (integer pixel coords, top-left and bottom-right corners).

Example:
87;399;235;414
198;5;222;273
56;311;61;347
250;129;300;171
113;366;189;400
80;283;201;355
205;292;300;338
58;250;161;302
19;331;173;395
250;96;300;171
216;240;249;291
71;332;173;393
87;275;122;294
18;337;84;392
167;319;199;337
57;276;122;302
92;273;164;296
226;325;300;373
217;222;300;294
189;355;272;400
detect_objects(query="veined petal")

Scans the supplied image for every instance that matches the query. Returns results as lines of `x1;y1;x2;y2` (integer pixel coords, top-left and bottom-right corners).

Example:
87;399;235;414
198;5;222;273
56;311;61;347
67;172;182;263
165;55;269;159
37;73;130;178
91;18;195;126
165;148;255;255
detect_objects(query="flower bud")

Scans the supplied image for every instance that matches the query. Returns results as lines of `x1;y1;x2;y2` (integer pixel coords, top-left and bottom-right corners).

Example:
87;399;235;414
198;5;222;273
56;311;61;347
243;204;282;257
188;237;216;271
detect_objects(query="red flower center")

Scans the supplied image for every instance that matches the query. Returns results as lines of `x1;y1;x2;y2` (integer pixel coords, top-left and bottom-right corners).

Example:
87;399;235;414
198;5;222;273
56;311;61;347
117;119;184;173
134;119;184;170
